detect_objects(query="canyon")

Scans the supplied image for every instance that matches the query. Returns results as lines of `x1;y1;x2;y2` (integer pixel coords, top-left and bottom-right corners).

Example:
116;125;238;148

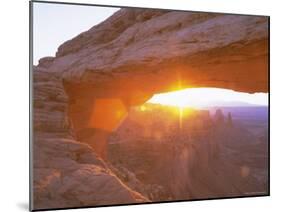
108;104;268;201
32;8;269;210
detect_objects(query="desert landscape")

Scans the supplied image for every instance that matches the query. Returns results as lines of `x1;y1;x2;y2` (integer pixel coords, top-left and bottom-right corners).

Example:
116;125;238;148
32;5;269;211
108;104;268;201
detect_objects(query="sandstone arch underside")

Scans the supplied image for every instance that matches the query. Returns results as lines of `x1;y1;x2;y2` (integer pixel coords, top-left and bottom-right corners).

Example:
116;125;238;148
32;8;269;210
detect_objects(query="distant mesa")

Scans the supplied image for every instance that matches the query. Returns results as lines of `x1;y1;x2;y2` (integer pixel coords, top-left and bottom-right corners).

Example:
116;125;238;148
227;112;233;127
32;7;268;210
206;100;266;107
214;109;225;124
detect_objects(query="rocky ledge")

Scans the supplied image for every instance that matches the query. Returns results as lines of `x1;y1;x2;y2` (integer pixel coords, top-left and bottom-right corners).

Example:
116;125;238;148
32;67;148;209
32;8;268;210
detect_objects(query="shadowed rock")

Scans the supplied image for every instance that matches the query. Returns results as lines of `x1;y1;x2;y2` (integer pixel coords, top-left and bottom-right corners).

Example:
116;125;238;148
32;8;268;210
41;9;268;103
32;66;148;210
214;109;225;124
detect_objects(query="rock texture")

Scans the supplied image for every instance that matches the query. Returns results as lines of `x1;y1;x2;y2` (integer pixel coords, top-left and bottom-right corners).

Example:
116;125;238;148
32;66;148;210
108;104;268;200
32;8;269;210
41;9;268;103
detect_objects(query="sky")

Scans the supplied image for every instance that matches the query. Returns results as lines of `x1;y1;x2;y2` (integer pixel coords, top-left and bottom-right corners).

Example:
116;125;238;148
33;2;268;107
148;88;268;107
33;2;119;65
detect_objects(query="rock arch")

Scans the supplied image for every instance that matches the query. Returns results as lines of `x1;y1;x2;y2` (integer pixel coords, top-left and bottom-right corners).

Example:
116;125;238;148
32;8;268;210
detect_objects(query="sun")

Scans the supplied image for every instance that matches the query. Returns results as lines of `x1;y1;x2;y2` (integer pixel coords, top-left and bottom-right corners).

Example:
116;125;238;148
147;88;201;108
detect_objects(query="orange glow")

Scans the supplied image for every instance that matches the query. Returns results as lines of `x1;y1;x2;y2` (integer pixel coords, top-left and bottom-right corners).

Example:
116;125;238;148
177;107;196;129
179;106;183;129
89;98;127;132
140;105;146;111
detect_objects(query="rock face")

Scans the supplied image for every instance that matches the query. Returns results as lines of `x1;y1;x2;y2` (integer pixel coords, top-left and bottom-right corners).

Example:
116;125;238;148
41;9;268;103
32;7;269;210
227;112;233;127
214;109;225;124
108;105;268;201
32;66;148;210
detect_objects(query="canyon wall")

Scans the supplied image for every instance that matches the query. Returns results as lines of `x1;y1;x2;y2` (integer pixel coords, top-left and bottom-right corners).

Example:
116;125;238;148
108;106;268;200
32;8;269;210
32;66;148;209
